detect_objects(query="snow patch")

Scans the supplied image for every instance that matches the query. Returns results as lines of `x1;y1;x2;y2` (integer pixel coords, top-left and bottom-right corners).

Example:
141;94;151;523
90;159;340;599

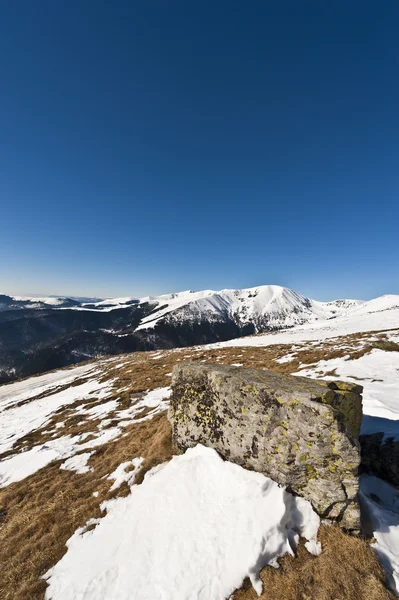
360;474;399;595
0;427;121;487
117;387;171;424
107;457;144;491
81;399;118;420
44;444;320;600
61;452;94;475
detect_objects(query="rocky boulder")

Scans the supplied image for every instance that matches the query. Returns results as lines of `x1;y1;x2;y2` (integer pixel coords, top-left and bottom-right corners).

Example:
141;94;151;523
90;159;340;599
169;362;363;531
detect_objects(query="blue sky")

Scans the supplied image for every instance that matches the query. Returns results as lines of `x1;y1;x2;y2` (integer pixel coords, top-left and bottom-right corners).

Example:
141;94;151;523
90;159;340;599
0;1;398;300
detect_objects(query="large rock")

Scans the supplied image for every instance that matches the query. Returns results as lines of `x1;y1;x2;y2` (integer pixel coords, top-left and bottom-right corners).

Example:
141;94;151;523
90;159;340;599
169;362;363;531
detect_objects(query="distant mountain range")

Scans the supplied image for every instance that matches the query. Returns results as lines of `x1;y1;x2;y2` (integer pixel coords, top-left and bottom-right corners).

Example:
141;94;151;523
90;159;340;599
0;285;396;383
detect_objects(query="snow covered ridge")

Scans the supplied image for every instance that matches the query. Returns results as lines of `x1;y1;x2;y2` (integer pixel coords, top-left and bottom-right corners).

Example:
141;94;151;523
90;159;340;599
114;284;367;330
79;289;398;327
0;284;365;322
2;287;398;335
14;286;398;335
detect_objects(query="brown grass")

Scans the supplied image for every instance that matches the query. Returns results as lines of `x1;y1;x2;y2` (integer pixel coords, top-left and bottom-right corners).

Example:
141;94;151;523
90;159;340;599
233;525;393;600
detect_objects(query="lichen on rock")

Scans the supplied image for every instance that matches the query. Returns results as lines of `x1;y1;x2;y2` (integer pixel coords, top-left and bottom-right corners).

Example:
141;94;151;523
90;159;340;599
169;362;363;531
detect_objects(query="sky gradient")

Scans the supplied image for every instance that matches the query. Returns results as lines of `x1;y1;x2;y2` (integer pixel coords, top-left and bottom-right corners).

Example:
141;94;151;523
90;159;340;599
1;1;398;300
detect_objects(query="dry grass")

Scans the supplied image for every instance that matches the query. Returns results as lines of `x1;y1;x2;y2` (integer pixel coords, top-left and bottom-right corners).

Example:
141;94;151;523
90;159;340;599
233;525;393;600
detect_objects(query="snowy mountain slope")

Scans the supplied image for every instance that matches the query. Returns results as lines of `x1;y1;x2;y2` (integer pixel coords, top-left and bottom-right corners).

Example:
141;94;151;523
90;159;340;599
82;296;139;307
209;296;399;350
135;285;364;332
344;294;399;316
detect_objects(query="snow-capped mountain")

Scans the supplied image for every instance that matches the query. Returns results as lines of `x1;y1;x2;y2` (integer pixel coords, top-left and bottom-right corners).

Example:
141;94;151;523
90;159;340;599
0;294;81;311
134;286;364;332
0;284;396;384
0;286;365;325
75;285;363;330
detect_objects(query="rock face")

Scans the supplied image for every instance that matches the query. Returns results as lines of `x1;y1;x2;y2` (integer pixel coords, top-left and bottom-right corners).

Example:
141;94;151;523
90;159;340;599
169;362;363;531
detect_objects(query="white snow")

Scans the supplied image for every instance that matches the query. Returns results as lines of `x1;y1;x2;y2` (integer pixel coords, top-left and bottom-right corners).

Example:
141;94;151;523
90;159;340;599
132;285;369;333
3;287;399;597
275;353;297;364
136;289;216;330
347;294;399;316
107;457;144;491
61;452;94;475
361;474;399;594
0;346;173;488
44;444;320;600
15;286;398;351
0;434;86;486
72;296;142;312
0;426;121;487
116;386;171;424
296;349;399;439
0;364;97;411
84;296;138;307
0;378;171;488
290;346;399;595
0;379;111;455
81;399;118;419
304;539;322;556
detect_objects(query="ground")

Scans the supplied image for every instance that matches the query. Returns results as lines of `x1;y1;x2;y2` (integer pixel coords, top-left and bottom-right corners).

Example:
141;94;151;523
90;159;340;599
1;322;399;599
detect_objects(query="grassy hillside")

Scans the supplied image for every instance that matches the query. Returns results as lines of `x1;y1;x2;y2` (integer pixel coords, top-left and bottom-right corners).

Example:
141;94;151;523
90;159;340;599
1;327;398;599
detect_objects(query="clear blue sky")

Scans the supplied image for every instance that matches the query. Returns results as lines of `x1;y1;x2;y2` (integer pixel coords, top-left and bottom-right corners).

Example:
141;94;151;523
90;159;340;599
1;1;398;300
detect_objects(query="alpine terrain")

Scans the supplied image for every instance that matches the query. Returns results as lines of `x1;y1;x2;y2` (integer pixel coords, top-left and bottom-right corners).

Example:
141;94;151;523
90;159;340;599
0;284;373;382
